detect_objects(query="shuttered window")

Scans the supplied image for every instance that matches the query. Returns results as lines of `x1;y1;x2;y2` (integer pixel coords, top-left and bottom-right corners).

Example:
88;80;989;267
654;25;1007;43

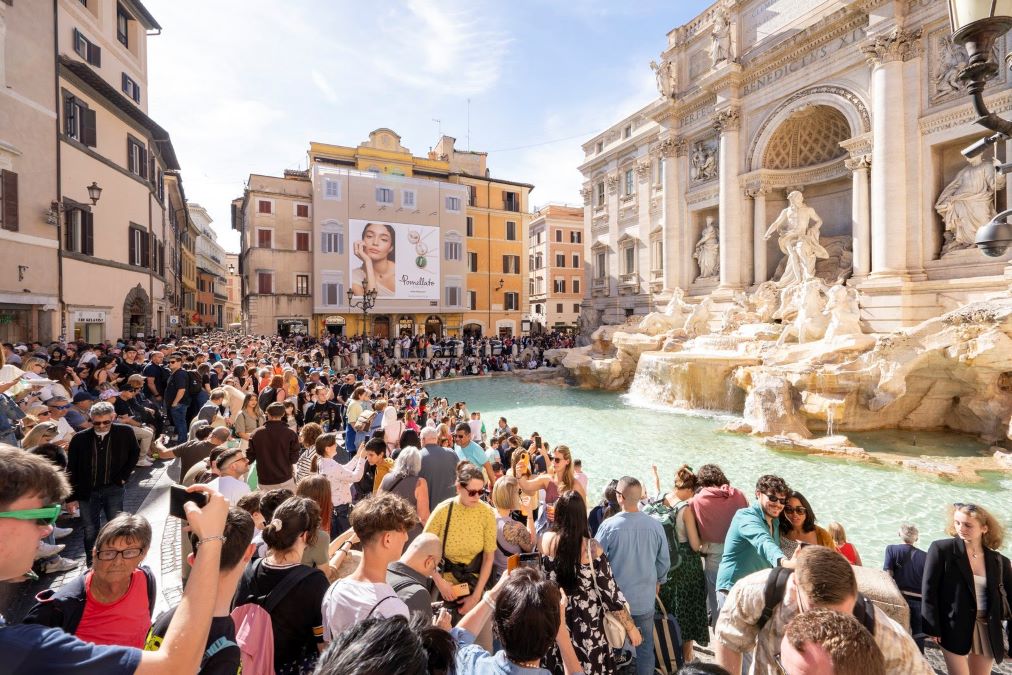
504;292;519;310
257;229;272;248
63;94;96;147
65;208;93;255
127;137;147;178
128;226;147;267
295;232;310;251
257;272;273;294
323;282;343;305
1;170;18;231
73;28;101;66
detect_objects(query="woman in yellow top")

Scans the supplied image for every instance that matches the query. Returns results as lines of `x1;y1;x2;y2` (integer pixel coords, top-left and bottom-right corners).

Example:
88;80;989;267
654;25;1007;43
282;370;300;399
424;462;497;649
778;490;835;558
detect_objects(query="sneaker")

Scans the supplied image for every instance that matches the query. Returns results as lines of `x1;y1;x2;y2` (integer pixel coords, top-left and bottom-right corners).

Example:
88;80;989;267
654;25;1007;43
34;542;65;559
52;526;74;540
135;456;153;467
42;556;79;574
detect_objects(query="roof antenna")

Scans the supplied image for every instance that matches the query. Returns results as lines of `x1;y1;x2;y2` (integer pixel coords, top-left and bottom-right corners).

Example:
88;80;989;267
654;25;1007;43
467;98;471;151
432;118;442;138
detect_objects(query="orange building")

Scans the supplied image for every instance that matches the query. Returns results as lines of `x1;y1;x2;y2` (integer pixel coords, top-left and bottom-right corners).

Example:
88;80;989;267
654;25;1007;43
527;204;586;332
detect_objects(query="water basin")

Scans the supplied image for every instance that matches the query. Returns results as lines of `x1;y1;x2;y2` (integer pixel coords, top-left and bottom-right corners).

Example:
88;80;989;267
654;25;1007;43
428;377;1012;567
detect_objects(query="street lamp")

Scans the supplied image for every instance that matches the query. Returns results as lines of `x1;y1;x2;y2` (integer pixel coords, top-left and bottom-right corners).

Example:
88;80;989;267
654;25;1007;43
228;263;235;274
948;0;1012;136
86;181;103;205
347;285;378;338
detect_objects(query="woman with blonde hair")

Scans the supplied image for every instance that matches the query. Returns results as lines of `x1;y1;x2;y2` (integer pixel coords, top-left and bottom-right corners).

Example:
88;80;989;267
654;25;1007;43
22;421;60;450
923;502;1012;675
827;521;862;566
490;475;535;578
436;421;453;448
282;370;300;399
518;444;587;526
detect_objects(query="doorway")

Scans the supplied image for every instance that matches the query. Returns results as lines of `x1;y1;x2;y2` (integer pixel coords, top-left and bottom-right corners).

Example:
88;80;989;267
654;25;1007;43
373;316;390;339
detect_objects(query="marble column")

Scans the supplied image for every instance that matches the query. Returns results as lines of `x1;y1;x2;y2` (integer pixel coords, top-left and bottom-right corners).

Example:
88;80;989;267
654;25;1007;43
845;155;872;277
752;187;769;284
715;108;744;290
863;28;920;277
661;136;691;290
742;189;755;287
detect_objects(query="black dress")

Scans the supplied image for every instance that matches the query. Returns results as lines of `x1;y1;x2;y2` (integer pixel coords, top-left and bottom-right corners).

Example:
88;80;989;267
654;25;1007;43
541;544;629;675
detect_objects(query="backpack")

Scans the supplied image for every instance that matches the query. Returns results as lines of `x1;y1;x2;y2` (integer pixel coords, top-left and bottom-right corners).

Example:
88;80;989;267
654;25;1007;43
756;566;877;634
646;499;684;572
186;370;202;397
231;559;316;675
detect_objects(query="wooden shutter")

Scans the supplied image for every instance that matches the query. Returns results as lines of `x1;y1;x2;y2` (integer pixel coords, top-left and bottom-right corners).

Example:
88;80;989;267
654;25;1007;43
65;210;75;249
90;42;101;67
82;107;97;147
141;230;150;267
83;212;94;255
63;95;75;136
129;228;137;265
1;170;18;231
296;232;309;251
159;242;165;276
140;147;149;179
147;232;155;269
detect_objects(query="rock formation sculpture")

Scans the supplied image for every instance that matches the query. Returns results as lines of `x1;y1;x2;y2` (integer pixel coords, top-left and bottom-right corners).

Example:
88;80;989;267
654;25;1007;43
936;155;1005;255
823;284;863;340
638;287;692;335
764;191;828;289
694;216;720;280
684;297;713;337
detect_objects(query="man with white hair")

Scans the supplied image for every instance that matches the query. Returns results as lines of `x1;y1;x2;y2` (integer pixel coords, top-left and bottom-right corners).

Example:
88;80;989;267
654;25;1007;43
883;523;927;653
418;426;457;512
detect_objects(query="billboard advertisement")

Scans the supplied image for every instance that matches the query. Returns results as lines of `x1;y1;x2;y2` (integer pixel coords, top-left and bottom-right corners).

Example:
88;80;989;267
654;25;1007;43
348;219;440;300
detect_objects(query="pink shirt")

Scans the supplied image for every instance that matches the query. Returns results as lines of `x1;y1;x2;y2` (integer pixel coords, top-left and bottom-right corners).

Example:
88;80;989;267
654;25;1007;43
691;485;749;544
75;569;150;648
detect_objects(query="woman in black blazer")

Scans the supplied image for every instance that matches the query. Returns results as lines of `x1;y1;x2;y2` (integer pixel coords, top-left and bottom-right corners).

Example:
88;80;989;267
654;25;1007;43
922;503;1012;675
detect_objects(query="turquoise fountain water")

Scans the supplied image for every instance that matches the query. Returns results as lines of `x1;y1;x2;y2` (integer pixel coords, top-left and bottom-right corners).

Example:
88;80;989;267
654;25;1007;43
428;378;1012;566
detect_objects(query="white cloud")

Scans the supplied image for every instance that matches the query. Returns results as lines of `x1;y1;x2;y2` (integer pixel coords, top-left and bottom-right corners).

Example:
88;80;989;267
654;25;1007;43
310;70;340;105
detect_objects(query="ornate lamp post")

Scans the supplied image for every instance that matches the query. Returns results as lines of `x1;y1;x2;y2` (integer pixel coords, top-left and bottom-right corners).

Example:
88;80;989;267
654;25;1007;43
347;286;378;338
948;2;1012;255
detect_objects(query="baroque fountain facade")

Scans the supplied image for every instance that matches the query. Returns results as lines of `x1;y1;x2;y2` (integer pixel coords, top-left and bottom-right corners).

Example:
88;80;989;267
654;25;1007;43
561;0;1012;482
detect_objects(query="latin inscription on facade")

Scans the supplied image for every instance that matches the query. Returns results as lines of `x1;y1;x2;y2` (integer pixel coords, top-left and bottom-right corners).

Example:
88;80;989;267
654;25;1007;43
743;0;812;47
742;26;866;96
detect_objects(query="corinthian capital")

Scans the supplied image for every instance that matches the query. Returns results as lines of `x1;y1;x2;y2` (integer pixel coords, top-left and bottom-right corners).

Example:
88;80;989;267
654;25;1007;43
844;154;871;171
861;27;922;65
712;107;740;133
580;186;592;204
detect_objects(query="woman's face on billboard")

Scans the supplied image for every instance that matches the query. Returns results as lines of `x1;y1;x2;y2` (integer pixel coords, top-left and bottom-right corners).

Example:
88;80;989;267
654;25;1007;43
362;223;393;261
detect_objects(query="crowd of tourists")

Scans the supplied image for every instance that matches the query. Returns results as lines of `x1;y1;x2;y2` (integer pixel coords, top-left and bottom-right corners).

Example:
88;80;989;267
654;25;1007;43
0;331;1010;675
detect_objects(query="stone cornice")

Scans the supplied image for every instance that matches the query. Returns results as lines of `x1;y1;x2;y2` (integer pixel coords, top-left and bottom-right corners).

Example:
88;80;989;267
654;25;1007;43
738;157;850;193
839;132;873;157
685;184;720;205
918;89;1012;135
740;8;868;87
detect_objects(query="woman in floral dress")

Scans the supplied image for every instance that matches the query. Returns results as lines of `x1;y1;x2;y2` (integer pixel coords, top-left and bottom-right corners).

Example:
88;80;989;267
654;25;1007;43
645;464;709;663
541;491;641;675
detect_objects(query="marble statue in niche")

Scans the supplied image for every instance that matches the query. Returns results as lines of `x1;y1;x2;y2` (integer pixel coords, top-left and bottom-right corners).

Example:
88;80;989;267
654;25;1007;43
764;191;828;289
650;58;676;99
694;216;720;280
690;141;717;182
936;154;1005;256
710;7;733;67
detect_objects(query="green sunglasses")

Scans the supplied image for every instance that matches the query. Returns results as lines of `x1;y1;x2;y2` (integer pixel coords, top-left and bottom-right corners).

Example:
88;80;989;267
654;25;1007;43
0;504;62;526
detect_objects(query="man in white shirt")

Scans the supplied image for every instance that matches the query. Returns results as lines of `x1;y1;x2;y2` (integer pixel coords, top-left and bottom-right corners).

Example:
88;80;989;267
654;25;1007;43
322;492;420;640
206;448;251;506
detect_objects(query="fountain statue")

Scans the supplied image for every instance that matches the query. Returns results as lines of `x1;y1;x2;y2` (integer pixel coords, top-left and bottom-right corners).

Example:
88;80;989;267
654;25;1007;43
684;297;713;337
936;154;1005;256
764;191;828;289
637;287;692;335
823;284;863;340
694;216;720;280
777;278;828;345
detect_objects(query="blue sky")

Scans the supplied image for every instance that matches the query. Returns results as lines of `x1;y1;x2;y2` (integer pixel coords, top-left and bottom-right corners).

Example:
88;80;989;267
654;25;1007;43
146;0;712;251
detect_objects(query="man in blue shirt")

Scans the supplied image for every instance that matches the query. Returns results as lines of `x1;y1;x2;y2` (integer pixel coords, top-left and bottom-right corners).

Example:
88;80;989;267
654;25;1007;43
596;476;669;675
453;422;494;484
715;474;789;610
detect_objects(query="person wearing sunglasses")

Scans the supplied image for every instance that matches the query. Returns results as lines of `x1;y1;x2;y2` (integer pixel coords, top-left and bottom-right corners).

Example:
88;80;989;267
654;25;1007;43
24;513;156;648
715;474;790;619
778;491;835;561
424;462;498;650
0;446;232;674
65;401;141;566
451;422;494;487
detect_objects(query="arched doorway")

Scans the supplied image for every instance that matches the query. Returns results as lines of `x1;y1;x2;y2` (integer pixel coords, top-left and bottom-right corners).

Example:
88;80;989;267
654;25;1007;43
373;316;390;339
424;315;443;338
324;315;346;336
462;322;483;338
122;285;150;339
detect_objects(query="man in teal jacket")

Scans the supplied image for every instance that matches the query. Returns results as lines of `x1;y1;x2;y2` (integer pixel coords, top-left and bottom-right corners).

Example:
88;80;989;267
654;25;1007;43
715;474;789;612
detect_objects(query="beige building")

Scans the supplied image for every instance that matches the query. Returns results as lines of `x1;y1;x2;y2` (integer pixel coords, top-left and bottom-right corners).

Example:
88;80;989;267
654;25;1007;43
224;252;240;326
527;205;586;332
0;1;60;343
232;171;314;336
54;0;180;341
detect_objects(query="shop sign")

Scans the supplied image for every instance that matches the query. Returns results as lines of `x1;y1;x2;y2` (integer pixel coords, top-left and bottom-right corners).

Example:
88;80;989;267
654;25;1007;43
169;315;180;325
73;310;106;324
324;315;346;325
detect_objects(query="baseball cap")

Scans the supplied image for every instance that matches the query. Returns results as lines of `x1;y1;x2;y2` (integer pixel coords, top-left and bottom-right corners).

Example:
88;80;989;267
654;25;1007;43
72;391;96;403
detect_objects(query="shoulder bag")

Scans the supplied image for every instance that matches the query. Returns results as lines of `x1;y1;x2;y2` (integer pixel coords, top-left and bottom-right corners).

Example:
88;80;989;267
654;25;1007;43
587;538;628;650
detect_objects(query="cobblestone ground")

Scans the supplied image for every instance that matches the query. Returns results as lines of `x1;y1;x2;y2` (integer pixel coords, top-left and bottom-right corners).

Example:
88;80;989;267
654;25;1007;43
2;457;1009;675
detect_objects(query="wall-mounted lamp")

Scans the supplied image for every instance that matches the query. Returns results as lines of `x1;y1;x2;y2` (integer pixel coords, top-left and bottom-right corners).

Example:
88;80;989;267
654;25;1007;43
87;181;103;205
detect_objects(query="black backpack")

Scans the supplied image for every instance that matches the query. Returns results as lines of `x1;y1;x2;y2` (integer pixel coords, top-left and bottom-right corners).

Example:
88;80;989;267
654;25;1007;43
756;566;876;634
186;370;202;397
